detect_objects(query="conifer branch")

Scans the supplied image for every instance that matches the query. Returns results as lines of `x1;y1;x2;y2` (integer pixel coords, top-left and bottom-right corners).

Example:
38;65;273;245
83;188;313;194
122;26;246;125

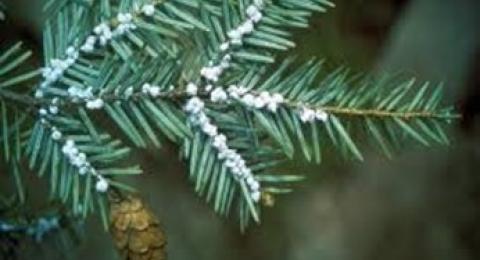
1;0;458;240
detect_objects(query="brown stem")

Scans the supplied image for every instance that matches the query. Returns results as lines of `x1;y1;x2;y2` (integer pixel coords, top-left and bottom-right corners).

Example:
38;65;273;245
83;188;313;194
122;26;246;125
302;106;459;120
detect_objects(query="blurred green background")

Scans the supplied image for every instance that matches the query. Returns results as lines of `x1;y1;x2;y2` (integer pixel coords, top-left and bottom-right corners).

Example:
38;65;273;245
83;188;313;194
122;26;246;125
2;0;480;259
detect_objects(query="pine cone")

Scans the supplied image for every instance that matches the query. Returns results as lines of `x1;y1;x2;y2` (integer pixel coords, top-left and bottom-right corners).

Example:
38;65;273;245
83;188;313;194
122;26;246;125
109;194;166;260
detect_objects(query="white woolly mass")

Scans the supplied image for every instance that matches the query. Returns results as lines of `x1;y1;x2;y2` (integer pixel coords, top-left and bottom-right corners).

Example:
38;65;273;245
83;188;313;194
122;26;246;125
95;177;109;193
124;86;134;98
66;86;106;110
200;2;265;83
86;98;105;110
39;108;47;116
58;137;108;192
226;86;286;113
219;42;230;51
210;87;228;103
142;4;155;16
142;83;162;97
39;5;158;96
40;46;79;87
35;5;166;195
185;96;205;114
184;96;261;202
186;83;198;96
226;2;263;46
200;66;223;82
51;127;62;140
68;86;94;101
37;105;107;193
298;106;329;123
246;4;263;23
219;85;329;123
180;1;273;202
49;105;59;115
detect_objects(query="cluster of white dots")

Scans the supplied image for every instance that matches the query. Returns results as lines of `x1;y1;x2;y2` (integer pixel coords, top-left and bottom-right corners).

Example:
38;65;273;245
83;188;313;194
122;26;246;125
35;118;109;193
37;94;107;192
229;85;285;112
34;0;329;200
200;55;232;82
200;1;264;82
38;47;79;97
184;96;261;202
33;3;158;193
227;1;264;46
298;106;329;123
68;86;94;100
182;1;269;202
61;139;109;192
38;97;60;118
66;86;106;110
68;82;168;112
198;82;330;123
36;3;156;98
197;0;329;124
85;11;138;51
141;83;162;97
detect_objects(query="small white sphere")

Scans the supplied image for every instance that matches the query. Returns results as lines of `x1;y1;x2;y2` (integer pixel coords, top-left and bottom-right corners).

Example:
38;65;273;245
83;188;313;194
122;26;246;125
95;178;109;192
254;96;267;108
93;24;103;35
81;43;94;53
246;5;259;19
211;87;228;103
219;42;230;51
239;20;254;35
149;86;161;97
142;83;151;93
124;86;134;97
39;108;48;116
66;46;76;57
142;4;155;16
103;28;113;39
315;110;329;122
260;91;271;101
124;13;133;22
227;29;242;40
49;105;59;115
246;176;255;186
267;102;279;112
51;130;62;140
213;134;227;149
186;83;198;96
117;13;126;23
35;90;44;98
299;107;316;123
202;123;218;137
242;94;255;107
86;98;104;110
250;180;260;191
185;97;205;114
251;191;261;202
65;139;75;148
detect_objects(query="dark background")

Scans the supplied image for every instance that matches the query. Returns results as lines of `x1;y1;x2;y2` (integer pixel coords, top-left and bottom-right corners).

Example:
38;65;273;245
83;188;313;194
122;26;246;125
1;0;480;259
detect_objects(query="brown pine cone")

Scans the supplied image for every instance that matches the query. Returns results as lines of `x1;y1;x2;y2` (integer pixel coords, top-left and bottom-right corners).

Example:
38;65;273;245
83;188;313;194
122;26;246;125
109;194;166;260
